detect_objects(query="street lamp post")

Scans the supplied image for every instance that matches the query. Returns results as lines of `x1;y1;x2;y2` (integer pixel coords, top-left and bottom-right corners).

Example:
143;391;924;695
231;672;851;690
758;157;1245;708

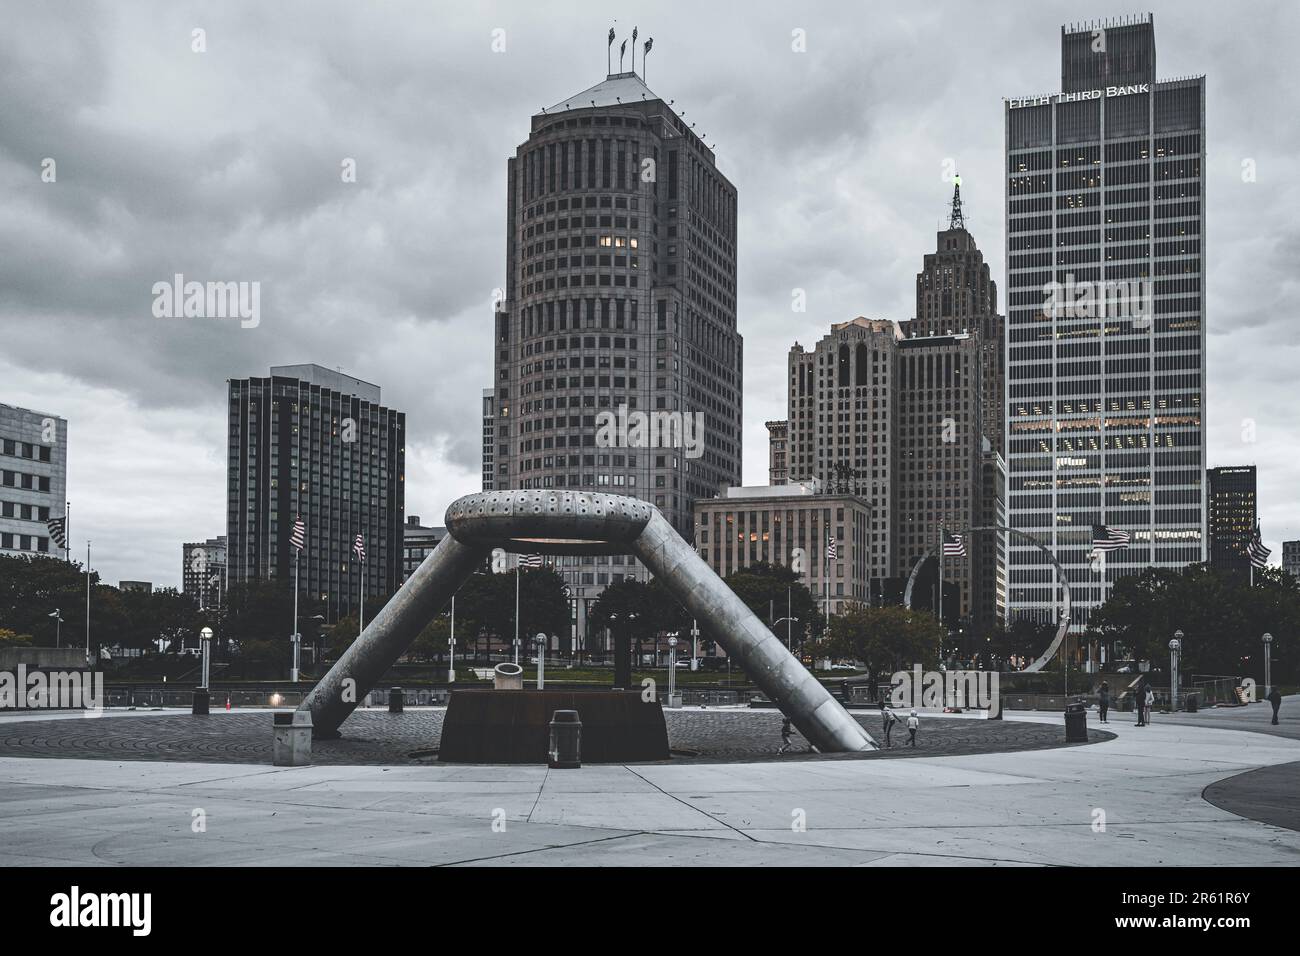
48;608;63;648
448;595;456;683
690;619;699;672
667;635;678;707
1169;630;1183;712
535;633;546;690
199;626;213;691
1263;632;1273;699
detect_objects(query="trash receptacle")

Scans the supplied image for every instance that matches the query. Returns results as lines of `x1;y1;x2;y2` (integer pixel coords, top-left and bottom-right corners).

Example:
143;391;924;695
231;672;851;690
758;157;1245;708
192;688;210;715
1185;692;1199;713
1064;700;1088;742
548;709;582;769
493;662;524;690
273;710;313;766
388;686;403;713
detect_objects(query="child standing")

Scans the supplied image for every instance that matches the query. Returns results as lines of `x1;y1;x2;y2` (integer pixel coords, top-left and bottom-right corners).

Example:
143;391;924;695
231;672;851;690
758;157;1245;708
906;709;919;747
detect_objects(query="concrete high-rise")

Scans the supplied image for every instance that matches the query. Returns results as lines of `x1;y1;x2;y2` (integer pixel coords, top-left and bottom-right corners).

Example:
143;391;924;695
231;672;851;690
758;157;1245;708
1207;465;1256;576
1004;15;1206;628
0;403;67;558
226;364;405;621
487;62;742;647
785;318;899;596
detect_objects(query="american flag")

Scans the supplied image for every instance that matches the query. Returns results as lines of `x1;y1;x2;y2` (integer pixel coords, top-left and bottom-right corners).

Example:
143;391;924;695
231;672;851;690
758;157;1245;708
1091;524;1130;553
353;533;365;563
1247;528;1271;570
46;515;67;549
518;553;543;568
290;516;305;552
826;534;837;560
942;532;966;557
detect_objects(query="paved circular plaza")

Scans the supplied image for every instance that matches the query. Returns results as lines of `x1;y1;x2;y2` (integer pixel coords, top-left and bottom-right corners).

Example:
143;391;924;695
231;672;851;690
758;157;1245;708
0;707;1113;765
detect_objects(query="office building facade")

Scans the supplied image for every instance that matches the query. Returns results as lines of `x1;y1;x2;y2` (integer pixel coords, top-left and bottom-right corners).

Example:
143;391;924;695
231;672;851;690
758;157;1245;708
1206;465;1256;576
182;535;227;609
487;64;742;644
1282;541;1300;581
694;483;873;619
1004;15;1206;627
403;515;447;582
0;403;67;557
227;364;405;622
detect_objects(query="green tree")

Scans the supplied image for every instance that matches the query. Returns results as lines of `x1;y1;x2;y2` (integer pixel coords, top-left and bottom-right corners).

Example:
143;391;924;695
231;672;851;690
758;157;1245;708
814;603;943;685
0;627;33;646
588;579;659;661
722;562;824;648
1091;564;1299;681
0;553;93;642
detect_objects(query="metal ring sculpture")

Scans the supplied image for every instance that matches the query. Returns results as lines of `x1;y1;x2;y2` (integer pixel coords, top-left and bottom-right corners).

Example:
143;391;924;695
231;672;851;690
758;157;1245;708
902;525;1071;673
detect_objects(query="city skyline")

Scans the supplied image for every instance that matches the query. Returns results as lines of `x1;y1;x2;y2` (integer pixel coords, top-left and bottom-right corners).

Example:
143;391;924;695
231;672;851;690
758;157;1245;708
2;0;1297;588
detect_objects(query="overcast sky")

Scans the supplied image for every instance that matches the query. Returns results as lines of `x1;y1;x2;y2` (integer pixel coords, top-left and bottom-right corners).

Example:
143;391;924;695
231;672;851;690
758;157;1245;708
2;0;1296;589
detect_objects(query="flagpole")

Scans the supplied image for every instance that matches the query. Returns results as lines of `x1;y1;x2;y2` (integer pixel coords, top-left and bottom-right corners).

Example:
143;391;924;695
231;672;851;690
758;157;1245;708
65;501;71;562
292;547;300;682
359;555;365;635
937;525;944;638
85;540;91;665
514;562;521;664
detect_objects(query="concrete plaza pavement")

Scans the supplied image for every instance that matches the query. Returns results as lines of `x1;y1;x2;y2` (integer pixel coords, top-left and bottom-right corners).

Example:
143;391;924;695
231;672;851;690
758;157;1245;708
1;707;1297;866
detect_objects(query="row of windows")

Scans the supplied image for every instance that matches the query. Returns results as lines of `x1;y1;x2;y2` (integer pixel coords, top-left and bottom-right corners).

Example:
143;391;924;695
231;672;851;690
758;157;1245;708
0;438;54;462
0;470;52;492
0;500;51;521
1007;135;1201;172
0;533;50;552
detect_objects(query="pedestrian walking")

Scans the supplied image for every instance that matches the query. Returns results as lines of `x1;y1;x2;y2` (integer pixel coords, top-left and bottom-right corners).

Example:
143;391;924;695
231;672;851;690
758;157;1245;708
778;716;796;754
906;709;919;747
881;704;900;748
1144;684;1155;724
1098;681;1110;723
1268;686;1283;725
1135;680;1147;727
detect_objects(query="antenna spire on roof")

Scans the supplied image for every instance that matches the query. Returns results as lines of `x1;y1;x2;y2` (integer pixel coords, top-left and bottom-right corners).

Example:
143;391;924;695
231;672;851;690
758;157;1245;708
949;174;966;230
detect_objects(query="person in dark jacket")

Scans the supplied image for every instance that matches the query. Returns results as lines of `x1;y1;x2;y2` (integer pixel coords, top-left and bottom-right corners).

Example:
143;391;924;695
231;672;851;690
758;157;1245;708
1268;687;1283;725
1135;680;1147;727
1098;681;1110;723
880;704;900;748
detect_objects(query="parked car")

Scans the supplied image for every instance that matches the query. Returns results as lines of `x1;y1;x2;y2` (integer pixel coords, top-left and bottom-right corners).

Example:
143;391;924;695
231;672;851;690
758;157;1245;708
829;662;858;671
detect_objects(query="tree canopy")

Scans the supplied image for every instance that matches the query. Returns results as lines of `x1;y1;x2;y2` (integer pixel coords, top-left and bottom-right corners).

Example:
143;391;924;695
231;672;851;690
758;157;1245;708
1089;564;1298;680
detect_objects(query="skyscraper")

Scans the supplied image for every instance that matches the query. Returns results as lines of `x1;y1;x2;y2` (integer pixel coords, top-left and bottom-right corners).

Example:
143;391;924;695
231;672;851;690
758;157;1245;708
1004;15;1206;628
227;364;405;621
913;178;1005;457
1207;465;1256;576
785;318;899;596
487;59;742;646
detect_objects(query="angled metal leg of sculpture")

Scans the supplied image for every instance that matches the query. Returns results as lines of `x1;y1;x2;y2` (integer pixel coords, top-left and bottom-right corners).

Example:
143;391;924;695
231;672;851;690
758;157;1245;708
633;509;874;753
300;533;488;737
